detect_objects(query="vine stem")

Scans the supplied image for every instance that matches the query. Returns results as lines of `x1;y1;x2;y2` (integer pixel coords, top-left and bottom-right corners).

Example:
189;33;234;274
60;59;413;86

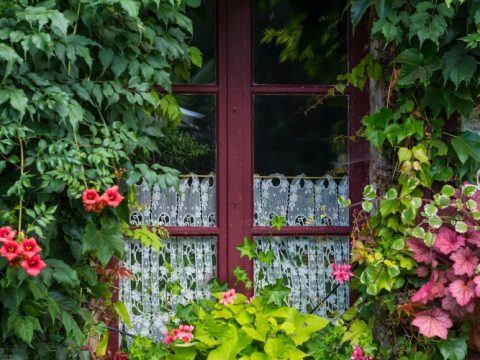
17;130;24;233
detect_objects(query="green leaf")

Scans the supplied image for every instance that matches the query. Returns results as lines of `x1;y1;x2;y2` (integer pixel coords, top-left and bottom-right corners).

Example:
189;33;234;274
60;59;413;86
375;0;393;19
236;237;257;260
0;87;28;117
363;184;377;200
439;337;467;360
0;44;23;80
455;221;468;233
189;46;202;68
398;147;412;163
392;238;405;250
412;144;429;164
362;201;373;212
82;218;124;266
351;0;371;29
46;259;79;288
451;132;480;163
442;44;477;88
96;334;109;357
260;279;290;307
396;49;442;86
114;301;132;329
341;319;369;343
441;185;455;197
14;315;41;345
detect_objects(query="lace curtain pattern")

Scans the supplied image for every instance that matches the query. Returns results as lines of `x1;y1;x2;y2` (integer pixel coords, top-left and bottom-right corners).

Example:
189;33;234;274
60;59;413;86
254;236;350;319
120;237;217;341
254;174;349;226
129;173;216;227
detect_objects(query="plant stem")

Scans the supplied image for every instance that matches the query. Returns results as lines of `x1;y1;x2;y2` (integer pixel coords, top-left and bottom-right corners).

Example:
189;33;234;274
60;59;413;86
17;130;24;233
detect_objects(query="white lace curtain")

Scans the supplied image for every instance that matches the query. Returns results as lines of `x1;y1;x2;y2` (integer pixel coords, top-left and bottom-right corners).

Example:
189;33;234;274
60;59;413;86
254;174;349;226
254;236;350;319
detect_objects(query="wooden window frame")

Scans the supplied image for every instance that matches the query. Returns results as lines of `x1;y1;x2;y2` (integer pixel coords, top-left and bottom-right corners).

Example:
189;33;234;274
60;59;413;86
109;1;369;353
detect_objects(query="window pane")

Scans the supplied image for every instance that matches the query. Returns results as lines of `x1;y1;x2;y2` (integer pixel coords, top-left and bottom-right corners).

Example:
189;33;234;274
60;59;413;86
254;236;349;318
253;0;347;84
121;236;217;343
175;0;216;84
130;95;216;227
253;96;348;226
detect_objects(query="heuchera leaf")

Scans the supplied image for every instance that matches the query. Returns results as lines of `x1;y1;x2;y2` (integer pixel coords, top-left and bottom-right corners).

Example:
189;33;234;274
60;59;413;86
450;247;478;276
434;228;465;255
448;279;475;306
412;308;453;339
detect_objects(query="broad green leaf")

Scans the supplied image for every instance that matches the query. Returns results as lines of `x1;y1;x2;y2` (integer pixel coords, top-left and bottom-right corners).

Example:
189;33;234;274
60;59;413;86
442;44;477;88
398;147;412;163
82;218;124;266
46;259;79;288
455;221;468;233
236;237;257;260
96;334;109;356
441;185;455;197
114;301;132;329
351;0;371;29
439;337;467;360
451;132;480;163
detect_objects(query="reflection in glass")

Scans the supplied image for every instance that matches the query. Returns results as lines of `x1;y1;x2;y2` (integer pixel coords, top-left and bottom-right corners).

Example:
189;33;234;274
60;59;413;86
253;0;347;84
176;0;216;84
254;96;347;177
173;95;216;174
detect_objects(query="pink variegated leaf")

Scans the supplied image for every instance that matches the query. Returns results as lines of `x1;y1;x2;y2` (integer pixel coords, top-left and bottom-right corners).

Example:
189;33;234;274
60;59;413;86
412;309;453;339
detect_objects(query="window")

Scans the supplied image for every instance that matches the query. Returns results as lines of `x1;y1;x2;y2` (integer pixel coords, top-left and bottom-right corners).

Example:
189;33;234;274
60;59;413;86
118;0;369;343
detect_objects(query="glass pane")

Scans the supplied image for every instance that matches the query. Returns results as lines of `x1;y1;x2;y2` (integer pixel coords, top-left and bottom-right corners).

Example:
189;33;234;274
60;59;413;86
254;96;348;226
175;0;216;84
121;236;217;343
130;95;216;227
253;0;347;84
254;236;349;318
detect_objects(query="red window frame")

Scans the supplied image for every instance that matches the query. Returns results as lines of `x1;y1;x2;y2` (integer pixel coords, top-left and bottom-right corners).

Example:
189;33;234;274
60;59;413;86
109;1;369;353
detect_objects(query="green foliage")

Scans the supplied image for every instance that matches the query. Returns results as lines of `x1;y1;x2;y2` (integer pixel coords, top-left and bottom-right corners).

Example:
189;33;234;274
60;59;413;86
129;291;329;359
0;0;202;357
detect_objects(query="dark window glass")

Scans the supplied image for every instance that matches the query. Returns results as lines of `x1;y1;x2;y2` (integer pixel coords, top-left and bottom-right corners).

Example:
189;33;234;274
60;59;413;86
176;0;216;84
171;95;216;174
254;95;348;177
253;0;347;84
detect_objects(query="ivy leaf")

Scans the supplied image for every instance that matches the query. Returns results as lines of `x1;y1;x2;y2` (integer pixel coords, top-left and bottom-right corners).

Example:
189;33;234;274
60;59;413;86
396;49;442;86
233;266;252;289
261;279;290;307
257;250;275;265
351;0;372;30
236;237;257;260
82;218;124;266
442;44;477;88
451;132;480;163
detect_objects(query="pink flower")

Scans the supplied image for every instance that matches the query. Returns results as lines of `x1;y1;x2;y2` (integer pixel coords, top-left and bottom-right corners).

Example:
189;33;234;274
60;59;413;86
0;240;21;261
351;346;364;359
219;289;236;305
0;226;16;242
449;279;475;306
163;332;174;345
19;237;42;258
163;325;194;345
412;308;453;339
450;247;479;277
406;238;437;266
82;189;100;206
176;325;194;343
101;185;124;208
331;263;354;284
434;228;465;255
21;255;46;276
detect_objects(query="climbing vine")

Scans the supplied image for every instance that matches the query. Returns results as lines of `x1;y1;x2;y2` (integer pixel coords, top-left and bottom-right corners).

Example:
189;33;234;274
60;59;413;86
0;0;203;358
